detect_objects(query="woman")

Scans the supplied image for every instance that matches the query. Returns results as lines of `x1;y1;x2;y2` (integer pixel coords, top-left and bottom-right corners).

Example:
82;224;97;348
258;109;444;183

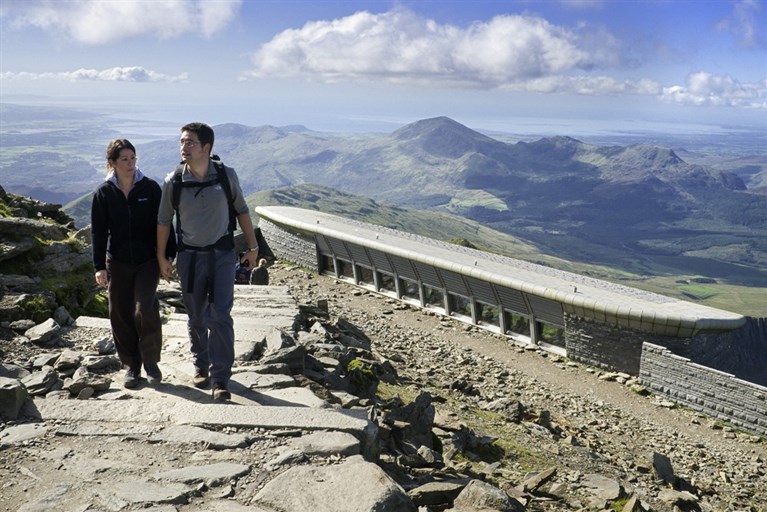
91;139;174;388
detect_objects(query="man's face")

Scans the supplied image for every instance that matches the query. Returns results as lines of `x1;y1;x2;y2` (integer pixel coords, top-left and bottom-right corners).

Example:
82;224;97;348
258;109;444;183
179;130;206;163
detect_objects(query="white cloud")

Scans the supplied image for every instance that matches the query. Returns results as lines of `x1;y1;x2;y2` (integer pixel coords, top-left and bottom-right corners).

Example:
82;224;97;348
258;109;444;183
1;0;240;44
715;0;765;48
0;67;188;82
244;9;618;86
661;72;767;109
501;75;663;96
243;8;765;111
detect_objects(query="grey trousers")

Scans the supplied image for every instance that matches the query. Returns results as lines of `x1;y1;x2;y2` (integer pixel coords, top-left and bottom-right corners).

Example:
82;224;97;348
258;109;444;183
176;248;237;386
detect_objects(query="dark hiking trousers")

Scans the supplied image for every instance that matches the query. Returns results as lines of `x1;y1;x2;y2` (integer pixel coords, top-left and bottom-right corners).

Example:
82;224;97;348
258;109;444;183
107;258;162;370
176;247;236;387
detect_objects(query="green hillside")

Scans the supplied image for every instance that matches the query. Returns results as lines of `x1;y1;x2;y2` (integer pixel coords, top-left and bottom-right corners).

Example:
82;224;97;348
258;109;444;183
248;184;767;317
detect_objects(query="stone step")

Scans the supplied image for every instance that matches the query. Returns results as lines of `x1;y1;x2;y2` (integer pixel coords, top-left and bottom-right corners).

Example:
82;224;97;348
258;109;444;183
55;284;376;455
34;399;377;459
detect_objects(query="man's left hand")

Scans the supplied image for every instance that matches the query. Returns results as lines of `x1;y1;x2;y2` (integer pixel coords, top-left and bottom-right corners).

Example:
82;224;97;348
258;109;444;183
241;250;259;269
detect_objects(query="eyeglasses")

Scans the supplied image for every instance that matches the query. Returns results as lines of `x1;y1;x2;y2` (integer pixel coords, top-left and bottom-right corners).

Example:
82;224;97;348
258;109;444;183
178;139;199;148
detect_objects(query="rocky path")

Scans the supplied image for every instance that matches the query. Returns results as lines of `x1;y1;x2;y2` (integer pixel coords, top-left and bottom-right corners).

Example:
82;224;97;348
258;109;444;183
0;263;765;512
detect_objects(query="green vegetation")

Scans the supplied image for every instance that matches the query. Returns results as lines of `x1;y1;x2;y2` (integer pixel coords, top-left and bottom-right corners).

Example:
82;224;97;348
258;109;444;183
347;359;378;397
83;291;109;318
446;190;508;211
17;295;55;324
377;381;547;475
609;497;630;511
40;264;102;319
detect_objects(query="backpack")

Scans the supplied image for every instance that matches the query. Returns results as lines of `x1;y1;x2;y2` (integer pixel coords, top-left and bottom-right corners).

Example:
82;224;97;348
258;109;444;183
171;155;236;251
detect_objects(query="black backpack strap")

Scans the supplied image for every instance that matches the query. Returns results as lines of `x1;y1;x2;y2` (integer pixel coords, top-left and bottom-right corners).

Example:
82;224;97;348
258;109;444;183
171;166;185;248
212;158;237;233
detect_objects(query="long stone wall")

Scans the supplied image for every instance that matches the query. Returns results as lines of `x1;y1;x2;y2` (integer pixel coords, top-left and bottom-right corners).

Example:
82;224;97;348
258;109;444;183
565;314;692;374
565;315;645;374
640;343;767;437
259;218;318;271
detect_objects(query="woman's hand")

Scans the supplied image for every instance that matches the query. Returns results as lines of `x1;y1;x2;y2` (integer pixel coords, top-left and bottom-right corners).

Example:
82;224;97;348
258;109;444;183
158;257;174;282
95;270;108;288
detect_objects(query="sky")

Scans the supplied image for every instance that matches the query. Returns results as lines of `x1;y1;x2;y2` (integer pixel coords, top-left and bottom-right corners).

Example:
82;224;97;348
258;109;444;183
0;0;766;137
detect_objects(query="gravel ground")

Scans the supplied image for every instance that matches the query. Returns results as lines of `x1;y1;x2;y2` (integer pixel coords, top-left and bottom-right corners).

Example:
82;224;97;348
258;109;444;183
271;263;767;511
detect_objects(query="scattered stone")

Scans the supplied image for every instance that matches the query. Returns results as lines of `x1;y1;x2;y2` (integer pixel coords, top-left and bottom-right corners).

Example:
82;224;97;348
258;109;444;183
651;451;675;485
0;376;29;419
24;319;60;345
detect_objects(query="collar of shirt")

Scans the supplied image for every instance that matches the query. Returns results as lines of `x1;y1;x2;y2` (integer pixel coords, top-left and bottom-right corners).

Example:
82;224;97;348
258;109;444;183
107;168;145;185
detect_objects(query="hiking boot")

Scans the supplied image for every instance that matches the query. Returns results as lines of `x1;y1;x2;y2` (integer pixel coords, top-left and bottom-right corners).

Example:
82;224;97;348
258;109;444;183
144;363;162;384
192;367;209;388
124;368;140;389
212;383;231;402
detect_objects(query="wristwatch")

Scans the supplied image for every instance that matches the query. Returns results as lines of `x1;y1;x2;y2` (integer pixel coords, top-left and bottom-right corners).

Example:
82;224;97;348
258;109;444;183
247;247;259;253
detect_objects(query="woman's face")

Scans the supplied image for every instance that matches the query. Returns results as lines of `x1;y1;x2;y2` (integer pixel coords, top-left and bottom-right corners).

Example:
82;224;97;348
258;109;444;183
111;148;137;173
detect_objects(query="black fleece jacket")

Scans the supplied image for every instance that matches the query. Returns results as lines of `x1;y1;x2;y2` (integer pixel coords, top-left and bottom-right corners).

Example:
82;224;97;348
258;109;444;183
91;176;176;271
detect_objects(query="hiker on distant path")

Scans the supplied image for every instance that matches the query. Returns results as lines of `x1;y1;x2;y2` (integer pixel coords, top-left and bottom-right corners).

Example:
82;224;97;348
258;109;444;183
91;138;174;389
250;258;269;285
156;122;259;402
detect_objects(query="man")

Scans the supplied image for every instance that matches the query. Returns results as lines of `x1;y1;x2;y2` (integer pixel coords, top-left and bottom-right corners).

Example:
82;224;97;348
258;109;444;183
156;122;259;401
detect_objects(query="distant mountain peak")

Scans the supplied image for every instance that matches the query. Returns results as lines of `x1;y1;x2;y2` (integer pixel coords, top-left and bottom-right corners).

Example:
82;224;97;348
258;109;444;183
392;116;488;140
391;116;503;158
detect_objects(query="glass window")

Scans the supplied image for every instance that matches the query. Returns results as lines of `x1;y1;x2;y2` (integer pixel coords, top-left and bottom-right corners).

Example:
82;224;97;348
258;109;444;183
424;286;444;308
377;271;396;293
337;259;354;279
477;302;499;327
537;321;565;347
505;311;530;337
400;277;420;301
320;254;335;275
357;265;374;285
449;293;472;317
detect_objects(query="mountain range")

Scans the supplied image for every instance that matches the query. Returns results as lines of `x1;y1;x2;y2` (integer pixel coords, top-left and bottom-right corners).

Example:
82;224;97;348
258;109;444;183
1;104;765;315
131;116;767;283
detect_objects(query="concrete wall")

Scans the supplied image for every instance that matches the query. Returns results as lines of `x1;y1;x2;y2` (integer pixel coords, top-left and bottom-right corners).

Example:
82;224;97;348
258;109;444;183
640;343;767;438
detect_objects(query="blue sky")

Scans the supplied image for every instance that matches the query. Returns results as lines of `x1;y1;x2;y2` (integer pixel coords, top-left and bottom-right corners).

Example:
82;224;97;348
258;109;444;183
1;0;765;136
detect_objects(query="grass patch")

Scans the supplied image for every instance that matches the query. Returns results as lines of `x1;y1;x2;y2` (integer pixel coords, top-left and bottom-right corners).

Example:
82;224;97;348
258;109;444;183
40;265;101;319
376;381;547;474
609;497;630;511
0;202;12;217
679;283;718;300
17;295;56;323
637;276;767;317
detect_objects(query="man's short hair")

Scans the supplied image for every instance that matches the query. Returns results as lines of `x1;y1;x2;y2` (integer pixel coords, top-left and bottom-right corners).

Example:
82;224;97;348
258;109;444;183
181;122;214;153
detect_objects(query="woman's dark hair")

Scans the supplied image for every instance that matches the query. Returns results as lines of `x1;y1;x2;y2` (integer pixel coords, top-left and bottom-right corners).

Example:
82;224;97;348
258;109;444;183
105;139;136;175
181;122;214;154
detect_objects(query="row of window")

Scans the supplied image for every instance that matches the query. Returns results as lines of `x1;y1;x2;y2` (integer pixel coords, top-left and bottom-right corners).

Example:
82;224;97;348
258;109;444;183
323;255;565;348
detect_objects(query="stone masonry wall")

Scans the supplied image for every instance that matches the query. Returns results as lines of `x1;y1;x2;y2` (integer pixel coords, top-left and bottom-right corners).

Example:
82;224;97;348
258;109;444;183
564;314;691;375
258;219;318;271
640;343;767;438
